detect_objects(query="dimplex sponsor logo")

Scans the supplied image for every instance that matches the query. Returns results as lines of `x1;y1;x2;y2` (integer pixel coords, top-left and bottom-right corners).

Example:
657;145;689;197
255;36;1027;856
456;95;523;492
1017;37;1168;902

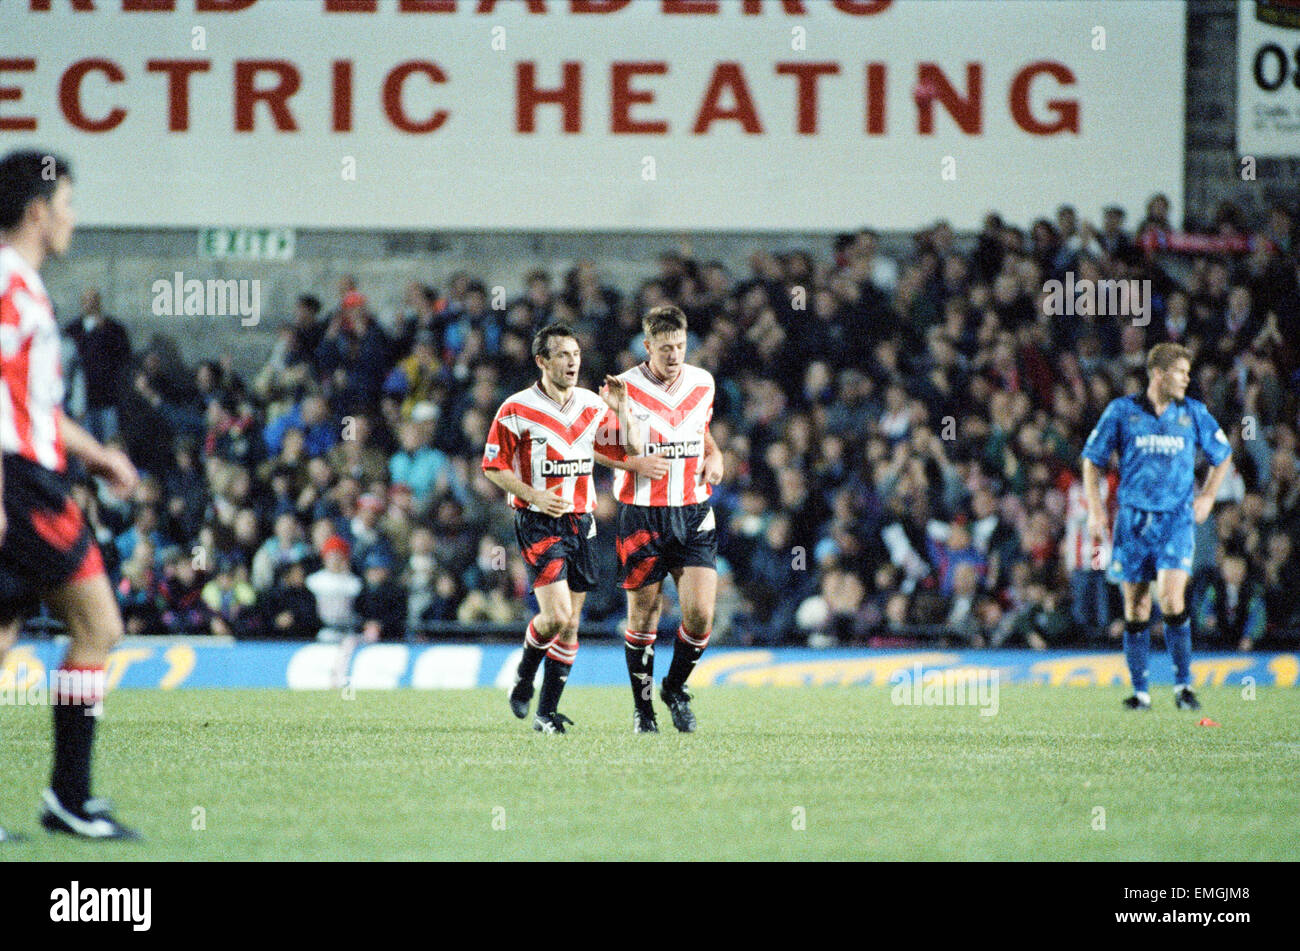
540;458;594;477
151;272;261;326
889;663;1000;717
645;440;704;459
1042;272;1151;325
50;882;152;932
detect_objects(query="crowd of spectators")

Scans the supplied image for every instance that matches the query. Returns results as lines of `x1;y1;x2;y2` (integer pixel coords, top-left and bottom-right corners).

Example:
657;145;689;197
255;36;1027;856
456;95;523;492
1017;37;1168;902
53;193;1300;650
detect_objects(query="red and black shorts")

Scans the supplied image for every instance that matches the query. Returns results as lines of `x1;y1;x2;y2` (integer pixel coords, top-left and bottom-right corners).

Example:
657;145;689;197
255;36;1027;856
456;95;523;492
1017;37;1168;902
514;509;599;593
0;454;105;626
616;501;717;590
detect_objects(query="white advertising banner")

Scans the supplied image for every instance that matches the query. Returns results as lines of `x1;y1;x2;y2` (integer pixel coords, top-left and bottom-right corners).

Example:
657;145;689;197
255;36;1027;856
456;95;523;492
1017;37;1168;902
1237;0;1300;158
0;0;1185;230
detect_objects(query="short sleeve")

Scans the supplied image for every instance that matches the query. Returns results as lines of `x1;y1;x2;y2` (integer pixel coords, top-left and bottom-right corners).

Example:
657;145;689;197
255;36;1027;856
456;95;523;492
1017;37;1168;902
1081;400;1120;467
483;409;517;471
1195;402;1231;466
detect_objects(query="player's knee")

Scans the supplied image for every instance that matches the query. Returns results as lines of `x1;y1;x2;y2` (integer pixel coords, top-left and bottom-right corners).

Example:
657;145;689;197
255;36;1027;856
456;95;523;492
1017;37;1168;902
69;608;124;652
558;620;579;645
626;600;656;631
683;608;713;636
539;605;572;636
1127;595;1152;622
1162;606;1189;627
97;612;126;651
1159;595;1185;617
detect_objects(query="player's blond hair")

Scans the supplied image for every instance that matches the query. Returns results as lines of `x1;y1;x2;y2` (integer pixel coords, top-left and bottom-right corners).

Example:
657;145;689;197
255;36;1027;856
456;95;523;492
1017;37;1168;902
643;305;687;339
1147;342;1191;373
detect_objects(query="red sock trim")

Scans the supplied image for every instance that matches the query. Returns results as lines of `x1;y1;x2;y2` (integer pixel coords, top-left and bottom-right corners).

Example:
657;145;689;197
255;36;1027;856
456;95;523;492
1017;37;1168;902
546;641;578;665
525;618;557;651
53;664;105;705
624;629;656;647
677;624;710;649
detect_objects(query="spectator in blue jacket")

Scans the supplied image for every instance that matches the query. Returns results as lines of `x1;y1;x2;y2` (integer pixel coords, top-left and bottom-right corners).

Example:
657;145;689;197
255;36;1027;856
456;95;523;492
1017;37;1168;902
264;394;338;458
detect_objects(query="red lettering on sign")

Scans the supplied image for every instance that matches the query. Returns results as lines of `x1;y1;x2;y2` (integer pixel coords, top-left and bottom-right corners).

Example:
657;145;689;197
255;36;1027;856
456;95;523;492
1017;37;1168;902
60;59;127;132
147;59;210;131
517;62;582;133
234;60;301;132
612;62;668;134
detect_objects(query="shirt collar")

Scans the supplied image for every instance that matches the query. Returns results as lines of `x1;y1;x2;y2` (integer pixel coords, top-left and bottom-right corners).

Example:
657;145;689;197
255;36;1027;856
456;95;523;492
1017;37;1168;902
534;381;573;413
1137;391;1184;418
640;361;682;393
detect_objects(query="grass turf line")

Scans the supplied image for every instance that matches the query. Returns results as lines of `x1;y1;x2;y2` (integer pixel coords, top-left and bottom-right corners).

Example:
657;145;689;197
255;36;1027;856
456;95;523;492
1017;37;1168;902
1;686;1296;861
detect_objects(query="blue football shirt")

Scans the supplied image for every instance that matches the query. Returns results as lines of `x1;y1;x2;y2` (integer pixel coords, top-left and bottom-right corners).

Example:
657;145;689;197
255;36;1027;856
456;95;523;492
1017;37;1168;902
1081;394;1231;512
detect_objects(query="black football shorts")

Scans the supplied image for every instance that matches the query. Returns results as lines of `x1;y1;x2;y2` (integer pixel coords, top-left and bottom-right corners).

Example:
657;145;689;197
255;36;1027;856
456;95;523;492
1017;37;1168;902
514;509;599;593
0;454;105;626
615;501;717;590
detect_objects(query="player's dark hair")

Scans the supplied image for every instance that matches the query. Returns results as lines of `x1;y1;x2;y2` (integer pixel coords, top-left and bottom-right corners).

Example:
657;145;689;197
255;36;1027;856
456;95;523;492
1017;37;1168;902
1147;342;1191;373
297;294;322;315
0;149;72;231
532;323;576;359
642;304;687;338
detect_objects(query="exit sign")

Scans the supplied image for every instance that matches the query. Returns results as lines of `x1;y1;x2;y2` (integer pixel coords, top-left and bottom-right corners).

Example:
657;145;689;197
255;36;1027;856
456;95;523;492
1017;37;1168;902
199;228;295;261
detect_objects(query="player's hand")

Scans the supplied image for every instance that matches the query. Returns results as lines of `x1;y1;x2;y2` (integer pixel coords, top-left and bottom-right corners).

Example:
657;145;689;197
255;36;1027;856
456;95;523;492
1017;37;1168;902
1086;503;1107;544
530;486;573;517
629;455;670;480
0;506;6;547
363;620;382;644
1192;492;1215;524
599;375;627;410
90;447;139;501
700;452;724;485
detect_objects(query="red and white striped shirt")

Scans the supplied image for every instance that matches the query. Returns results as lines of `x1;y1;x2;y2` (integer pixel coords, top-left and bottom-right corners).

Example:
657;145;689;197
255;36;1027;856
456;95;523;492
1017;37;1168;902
612;362;714;507
483;383;624;514
0;245;65;472
1062;471;1118;572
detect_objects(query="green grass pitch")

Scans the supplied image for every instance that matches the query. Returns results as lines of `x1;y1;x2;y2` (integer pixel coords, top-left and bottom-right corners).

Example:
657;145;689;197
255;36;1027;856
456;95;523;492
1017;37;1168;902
2;686;1297;861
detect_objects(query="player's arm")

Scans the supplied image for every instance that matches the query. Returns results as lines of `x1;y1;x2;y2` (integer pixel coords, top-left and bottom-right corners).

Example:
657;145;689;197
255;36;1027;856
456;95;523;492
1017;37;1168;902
1081;458;1108;543
1193;456;1232;524
481;466;572;517
1193;404;1234;524
595;376;670;479
481;409;570;516
61;415;138;500
1080;401;1119;542
599;375;644;456
701;429;723;485
595;453;671;479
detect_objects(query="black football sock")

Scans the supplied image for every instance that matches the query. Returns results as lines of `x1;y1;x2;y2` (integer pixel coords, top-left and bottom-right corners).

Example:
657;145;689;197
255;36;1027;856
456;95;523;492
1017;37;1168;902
663;625;710;693
624;629;657;713
51;665;105;813
537;641;577;716
515;618;551;686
